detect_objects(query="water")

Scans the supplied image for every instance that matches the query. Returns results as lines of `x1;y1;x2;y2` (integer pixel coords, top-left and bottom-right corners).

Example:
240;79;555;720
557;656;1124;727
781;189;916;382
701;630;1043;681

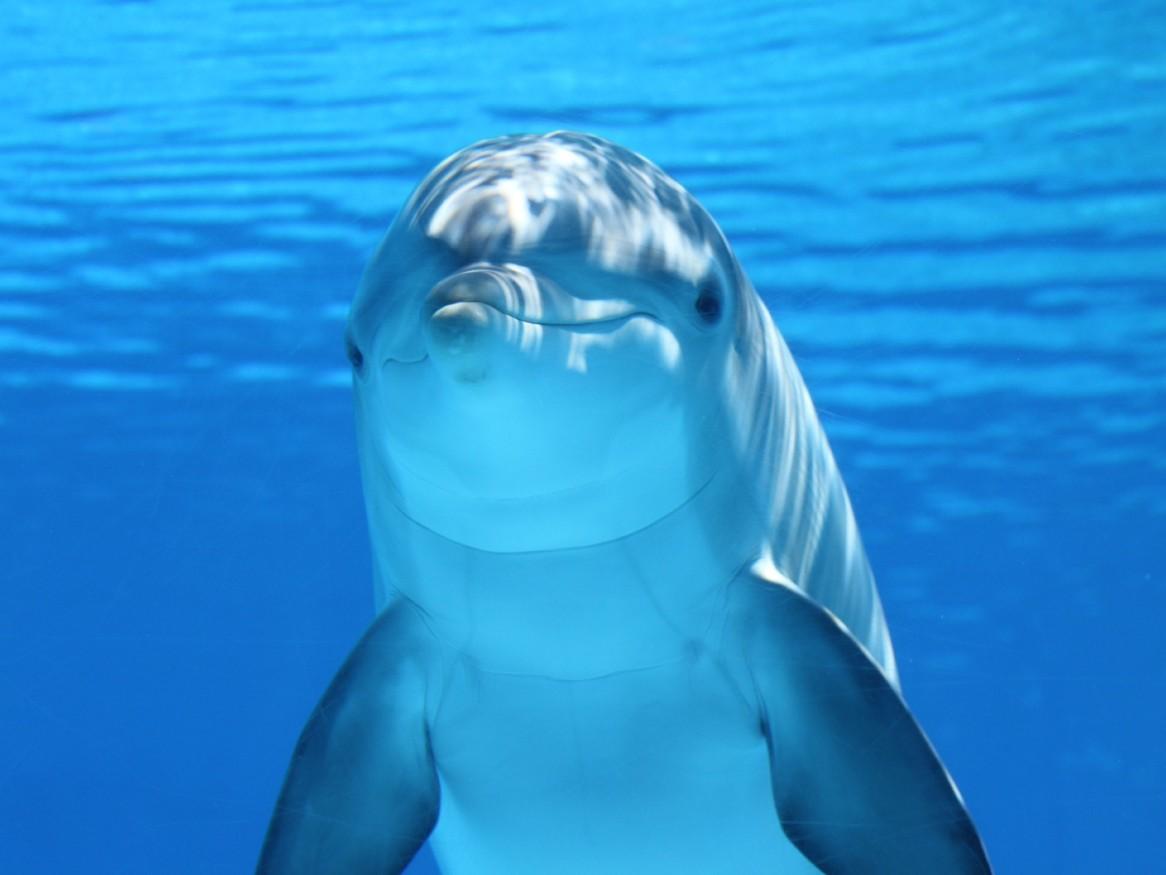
1;1;1163;872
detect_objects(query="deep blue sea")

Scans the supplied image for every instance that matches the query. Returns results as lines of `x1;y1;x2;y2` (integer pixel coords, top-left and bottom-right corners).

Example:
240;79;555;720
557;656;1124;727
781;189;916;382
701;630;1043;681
2;1;1163;872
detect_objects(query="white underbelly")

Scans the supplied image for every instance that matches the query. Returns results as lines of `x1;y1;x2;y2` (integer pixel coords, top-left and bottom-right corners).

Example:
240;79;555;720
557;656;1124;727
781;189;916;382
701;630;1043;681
427;653;820;874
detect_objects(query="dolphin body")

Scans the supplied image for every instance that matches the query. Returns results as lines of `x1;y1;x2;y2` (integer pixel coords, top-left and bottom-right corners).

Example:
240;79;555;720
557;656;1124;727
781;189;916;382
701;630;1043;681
259;132;991;874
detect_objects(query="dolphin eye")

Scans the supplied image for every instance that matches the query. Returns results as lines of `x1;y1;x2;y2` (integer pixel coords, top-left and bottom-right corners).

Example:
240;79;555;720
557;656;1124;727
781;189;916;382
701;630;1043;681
345;335;365;373
694;281;722;325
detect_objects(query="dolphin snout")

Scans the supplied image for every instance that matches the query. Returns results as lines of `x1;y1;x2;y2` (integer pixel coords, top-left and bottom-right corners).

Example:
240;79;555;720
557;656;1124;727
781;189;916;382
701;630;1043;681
425;265;530;320
420;263;647;385
425;299;497;383
423;269;515;384
427;263;639;327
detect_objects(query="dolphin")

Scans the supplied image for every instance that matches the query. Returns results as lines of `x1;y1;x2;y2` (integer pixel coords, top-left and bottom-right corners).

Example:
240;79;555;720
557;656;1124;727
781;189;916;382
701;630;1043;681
258;131;991;874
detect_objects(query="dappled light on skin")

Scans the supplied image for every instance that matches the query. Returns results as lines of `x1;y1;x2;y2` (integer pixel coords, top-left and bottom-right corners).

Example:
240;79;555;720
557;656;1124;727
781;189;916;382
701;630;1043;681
415;133;719;286
723;291;899;688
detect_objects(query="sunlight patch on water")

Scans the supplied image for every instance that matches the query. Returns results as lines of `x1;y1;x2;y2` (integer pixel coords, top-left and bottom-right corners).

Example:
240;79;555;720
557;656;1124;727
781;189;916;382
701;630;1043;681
228;363;300;382
0;272;60;293
0;303;52;320
219;300;293;321
0;329;78;357
67;370;177;391
74;265;153;292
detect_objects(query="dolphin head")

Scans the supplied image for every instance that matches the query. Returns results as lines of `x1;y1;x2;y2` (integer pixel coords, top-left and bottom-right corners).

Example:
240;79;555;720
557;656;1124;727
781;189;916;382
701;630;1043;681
348;132;761;554
343;132;895;681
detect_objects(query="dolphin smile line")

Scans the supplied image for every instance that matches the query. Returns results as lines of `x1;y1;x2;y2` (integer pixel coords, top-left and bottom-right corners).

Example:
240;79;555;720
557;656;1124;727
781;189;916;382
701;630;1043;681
430;300;656;330
383;309;657;366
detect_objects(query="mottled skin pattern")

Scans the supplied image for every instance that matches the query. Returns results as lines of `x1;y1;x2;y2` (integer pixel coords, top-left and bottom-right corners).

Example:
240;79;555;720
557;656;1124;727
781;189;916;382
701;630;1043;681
258;132;991;874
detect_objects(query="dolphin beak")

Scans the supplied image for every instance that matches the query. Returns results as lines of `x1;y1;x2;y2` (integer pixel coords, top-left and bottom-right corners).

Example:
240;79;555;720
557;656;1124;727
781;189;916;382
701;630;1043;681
425;263;639;327
425;267;515;320
419;269;509;383
417;264;649;384
424;299;500;383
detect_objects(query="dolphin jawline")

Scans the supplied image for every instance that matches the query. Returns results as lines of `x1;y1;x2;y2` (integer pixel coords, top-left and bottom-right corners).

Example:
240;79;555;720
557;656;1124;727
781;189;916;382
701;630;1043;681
381;467;721;556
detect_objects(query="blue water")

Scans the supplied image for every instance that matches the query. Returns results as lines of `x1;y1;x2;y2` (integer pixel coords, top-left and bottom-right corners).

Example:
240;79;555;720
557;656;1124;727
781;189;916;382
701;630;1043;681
1;1;1163;872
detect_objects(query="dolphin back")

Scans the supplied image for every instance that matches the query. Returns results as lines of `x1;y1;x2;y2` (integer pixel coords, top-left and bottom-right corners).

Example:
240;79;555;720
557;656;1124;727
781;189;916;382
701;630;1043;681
727;282;899;687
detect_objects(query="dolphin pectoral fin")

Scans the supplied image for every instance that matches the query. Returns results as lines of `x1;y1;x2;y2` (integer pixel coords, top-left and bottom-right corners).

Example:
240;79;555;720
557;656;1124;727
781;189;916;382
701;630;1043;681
733;573;992;874
257;603;438;875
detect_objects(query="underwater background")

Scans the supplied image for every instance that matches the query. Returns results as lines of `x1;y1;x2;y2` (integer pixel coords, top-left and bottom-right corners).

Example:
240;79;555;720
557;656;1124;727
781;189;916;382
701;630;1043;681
2;1;1163;872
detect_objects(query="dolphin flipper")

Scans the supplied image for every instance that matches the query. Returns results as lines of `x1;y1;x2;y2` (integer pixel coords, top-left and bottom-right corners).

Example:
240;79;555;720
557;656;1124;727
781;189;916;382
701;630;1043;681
257;603;438;875
730;572;992;874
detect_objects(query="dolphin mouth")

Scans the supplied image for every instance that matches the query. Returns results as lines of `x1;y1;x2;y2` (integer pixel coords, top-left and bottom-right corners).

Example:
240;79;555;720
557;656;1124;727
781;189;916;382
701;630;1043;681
384;307;657;366
435;301;653;330
385;353;429;365
372;264;663;366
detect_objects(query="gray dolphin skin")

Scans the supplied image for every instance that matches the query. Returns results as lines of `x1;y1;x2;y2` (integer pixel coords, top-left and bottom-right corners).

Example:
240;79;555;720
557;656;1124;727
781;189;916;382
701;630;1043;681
257;132;991;874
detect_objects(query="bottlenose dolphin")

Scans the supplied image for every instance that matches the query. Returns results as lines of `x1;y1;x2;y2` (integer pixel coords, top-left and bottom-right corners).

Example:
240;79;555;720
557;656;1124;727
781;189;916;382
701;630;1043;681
258;132;991;874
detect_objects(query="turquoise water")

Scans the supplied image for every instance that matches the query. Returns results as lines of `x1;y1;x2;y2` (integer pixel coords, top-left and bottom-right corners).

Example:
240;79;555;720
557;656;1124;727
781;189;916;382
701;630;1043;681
2;1;1163;872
